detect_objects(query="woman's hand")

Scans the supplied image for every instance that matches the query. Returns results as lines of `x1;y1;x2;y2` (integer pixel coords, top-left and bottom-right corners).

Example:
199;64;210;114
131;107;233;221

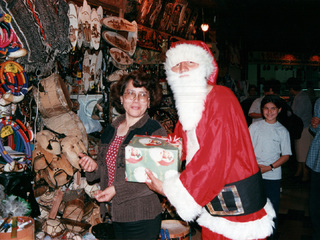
78;152;98;172
94;186;116;202
145;169;165;196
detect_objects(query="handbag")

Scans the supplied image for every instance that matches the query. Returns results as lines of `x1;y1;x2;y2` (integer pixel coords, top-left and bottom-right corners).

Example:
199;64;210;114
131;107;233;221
78;95;103;134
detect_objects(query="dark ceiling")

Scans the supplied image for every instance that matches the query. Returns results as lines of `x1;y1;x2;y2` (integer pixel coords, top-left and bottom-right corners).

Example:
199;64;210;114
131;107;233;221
189;0;320;53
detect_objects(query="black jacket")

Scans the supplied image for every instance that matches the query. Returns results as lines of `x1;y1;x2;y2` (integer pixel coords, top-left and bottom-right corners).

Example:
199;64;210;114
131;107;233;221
86;113;167;222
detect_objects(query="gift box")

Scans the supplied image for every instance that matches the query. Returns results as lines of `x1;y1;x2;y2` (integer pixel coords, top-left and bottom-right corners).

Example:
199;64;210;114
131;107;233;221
125;135;182;182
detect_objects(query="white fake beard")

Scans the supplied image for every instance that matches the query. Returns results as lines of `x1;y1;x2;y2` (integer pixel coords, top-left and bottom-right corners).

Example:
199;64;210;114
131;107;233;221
167;66;208;131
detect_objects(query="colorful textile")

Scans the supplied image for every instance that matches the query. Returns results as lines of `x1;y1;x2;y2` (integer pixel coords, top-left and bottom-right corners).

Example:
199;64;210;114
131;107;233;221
0;0;70;77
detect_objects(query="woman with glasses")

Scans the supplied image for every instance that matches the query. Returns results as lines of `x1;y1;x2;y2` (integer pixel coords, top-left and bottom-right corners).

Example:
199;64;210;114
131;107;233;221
79;70;166;239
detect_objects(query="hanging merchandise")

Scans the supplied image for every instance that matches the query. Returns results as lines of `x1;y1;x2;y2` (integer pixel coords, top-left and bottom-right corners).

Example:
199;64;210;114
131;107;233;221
101;16;137;32
0;61;29;106
95;50;103;86
127;21;138;57
101;15;138;57
32;73;73;118
4;116;33;151
0;15;27;59
90;8;101;50
36;130;61;155
97;6;103;22
79;0;91;47
82;49;91;93
102;31;131;53
0;0;71;77
110;48;133;69
107;69;128;82
78;95;102;134
0;18;14;48
68;2;78;51
32;142;75;189
60;136;87;170
77;5;84;49
0;101;13;117
42;111;88;149
89;51;98;90
0;117;31;164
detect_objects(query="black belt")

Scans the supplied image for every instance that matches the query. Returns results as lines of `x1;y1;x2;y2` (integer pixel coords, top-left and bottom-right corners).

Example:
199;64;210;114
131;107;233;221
205;171;267;216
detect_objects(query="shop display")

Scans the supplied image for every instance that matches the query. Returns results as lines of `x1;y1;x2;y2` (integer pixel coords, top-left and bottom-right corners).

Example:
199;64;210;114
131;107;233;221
101;16;137;32
110;47;133;66
94;50;103;86
0;61;29;106
0;118;31;164
102;31;131;53
79;0;91;45
32;73;73;118
127;21;138;56
90;8;101;50
0;0;70;77
0;16;27;59
68;2;78;51
36;130;61;155
61;136;87;170
0;0;180;239
77;5;84;49
107;69;128;82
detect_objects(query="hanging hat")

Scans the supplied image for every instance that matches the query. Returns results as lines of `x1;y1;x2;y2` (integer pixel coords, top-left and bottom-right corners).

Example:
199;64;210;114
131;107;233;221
164;40;218;85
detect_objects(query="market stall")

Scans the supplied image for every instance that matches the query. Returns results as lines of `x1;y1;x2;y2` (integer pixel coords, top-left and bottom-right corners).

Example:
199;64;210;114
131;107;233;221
0;0;183;239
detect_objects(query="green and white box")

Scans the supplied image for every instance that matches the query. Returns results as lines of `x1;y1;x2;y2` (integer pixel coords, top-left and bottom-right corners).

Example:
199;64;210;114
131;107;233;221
125;135;182;182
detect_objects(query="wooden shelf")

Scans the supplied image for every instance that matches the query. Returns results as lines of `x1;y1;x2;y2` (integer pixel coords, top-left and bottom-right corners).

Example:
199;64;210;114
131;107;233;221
66;0;126;16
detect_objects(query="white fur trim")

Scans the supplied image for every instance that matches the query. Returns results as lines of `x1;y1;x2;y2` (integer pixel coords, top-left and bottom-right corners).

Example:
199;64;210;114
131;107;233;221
197;199;276;240
186;129;200;164
165;65;208;131
163;173;202;221
164;44;214;79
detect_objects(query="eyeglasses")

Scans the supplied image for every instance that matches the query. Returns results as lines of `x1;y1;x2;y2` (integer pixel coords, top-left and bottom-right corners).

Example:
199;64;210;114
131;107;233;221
123;90;149;103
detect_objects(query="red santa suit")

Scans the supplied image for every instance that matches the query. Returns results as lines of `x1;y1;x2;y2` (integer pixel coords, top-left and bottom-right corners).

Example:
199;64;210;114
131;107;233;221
163;40;275;240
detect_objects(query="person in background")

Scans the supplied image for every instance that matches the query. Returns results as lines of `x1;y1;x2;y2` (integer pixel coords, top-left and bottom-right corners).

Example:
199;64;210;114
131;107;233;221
240;84;258;126
248;79;279;124
249;95;292;239
306;97;320;240
145;40;275;240
286;77;313;182
78;70;166;240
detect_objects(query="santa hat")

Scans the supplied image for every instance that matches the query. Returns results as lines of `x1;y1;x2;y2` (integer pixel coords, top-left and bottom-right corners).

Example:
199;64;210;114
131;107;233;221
164;40;218;85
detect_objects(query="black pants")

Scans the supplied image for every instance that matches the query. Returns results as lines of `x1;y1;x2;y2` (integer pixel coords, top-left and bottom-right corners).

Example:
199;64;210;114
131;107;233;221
309;170;320;240
113;214;162;240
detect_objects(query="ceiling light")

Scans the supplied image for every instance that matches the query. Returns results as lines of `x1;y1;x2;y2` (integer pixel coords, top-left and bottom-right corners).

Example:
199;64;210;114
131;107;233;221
201;23;209;32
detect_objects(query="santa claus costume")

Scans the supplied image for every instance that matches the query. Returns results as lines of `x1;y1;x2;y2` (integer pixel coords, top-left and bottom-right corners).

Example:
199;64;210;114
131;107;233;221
163;40;275;240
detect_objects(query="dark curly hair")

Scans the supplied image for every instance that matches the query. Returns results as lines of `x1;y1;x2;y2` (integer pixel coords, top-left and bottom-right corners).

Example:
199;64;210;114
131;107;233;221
110;70;163;114
260;94;282;119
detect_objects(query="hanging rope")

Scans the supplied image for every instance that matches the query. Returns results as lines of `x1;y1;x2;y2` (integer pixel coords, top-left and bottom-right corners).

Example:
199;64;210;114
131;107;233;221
0;61;28;97
0;117;31;164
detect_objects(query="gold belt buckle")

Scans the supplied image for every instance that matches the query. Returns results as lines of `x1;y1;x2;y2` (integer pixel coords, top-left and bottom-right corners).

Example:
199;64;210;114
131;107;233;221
206;185;245;216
